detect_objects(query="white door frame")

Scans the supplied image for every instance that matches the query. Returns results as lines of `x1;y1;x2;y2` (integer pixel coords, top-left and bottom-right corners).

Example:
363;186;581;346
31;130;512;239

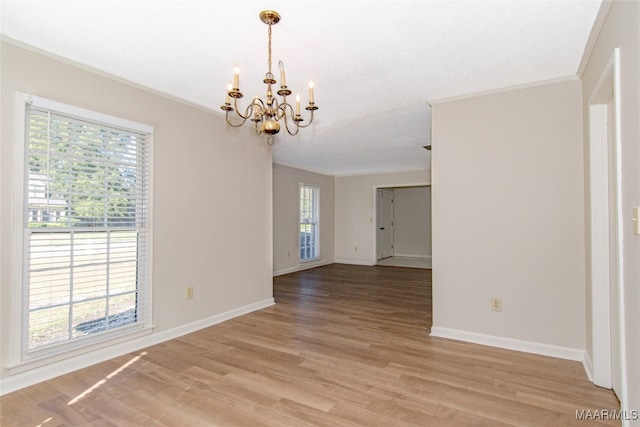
587;48;628;408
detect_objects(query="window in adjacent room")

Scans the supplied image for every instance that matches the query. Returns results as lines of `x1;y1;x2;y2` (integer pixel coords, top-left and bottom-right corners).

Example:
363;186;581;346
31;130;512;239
299;183;320;262
13;93;153;363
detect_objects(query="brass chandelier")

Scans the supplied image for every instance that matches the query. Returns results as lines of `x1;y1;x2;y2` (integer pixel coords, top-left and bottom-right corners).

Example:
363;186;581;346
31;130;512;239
221;10;318;145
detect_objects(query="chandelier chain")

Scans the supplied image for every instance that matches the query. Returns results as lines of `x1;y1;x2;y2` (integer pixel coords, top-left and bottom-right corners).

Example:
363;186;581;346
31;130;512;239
267;24;272;74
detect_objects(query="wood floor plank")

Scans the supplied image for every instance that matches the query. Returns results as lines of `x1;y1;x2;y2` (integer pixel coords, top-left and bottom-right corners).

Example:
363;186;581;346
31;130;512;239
1;263;618;426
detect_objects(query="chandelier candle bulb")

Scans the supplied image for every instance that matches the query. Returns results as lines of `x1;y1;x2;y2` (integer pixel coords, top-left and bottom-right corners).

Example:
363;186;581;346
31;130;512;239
233;66;240;89
226;83;232;103
296;93;301;115
308;80;315;103
278;61;287;87
252;95;260;117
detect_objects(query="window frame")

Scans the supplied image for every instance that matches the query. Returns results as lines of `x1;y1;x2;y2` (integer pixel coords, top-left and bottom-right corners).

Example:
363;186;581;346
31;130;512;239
9;93;154;369
299;183;320;263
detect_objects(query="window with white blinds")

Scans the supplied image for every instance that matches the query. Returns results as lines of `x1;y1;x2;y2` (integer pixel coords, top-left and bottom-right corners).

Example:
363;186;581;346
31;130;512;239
18;94;153;358
299;184;319;262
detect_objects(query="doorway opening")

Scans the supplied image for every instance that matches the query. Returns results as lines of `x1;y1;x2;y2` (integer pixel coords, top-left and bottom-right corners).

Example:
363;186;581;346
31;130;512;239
375;185;431;269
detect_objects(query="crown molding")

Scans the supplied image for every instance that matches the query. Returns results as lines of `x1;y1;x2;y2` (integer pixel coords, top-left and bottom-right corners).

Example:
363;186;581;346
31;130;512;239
428;75;580;106
1;36;223;117
576;0;614;78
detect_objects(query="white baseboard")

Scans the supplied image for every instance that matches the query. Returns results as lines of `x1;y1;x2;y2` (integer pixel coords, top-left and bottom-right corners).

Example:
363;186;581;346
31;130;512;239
430;326;585;362
334;258;376;266
393;254;432;260
0;298;275;395
273;259;333;277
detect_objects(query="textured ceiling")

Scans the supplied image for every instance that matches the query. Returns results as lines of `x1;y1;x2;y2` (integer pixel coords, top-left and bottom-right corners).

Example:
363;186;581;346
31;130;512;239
1;0;602;176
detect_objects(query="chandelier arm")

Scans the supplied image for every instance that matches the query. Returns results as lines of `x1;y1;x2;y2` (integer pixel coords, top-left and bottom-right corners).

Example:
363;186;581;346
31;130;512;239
232;97;253;120
296;109;315;128
225;110;247;128
282;117;300;137
279;103;300;136
276;98;291;120
253;97;266;109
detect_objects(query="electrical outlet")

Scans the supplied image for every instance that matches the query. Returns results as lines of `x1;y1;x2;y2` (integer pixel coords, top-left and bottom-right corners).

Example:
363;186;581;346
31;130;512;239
186;287;194;300
491;297;502;312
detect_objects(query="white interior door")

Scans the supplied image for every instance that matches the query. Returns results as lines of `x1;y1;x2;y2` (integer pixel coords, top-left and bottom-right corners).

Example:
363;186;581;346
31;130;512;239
376;189;394;260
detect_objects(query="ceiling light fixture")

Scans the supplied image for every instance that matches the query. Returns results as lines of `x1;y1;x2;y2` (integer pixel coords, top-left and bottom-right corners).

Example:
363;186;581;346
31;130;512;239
221;10;318;145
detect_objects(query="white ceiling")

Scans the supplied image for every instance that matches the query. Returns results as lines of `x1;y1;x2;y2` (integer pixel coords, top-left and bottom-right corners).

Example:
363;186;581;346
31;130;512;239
1;0;602;176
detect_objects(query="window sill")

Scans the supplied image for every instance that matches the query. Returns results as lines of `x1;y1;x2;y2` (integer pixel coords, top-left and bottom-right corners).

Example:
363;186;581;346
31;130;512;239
6;325;154;375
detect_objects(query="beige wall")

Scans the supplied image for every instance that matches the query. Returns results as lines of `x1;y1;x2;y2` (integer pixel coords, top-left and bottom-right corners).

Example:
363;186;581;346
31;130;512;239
393;186;432;258
581;0;640;414
335;171;430;265
0;42;273;388
272;163;335;274
431;79;586;351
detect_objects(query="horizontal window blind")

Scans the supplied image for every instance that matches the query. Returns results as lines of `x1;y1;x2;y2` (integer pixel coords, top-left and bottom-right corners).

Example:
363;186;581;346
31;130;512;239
23;99;152;354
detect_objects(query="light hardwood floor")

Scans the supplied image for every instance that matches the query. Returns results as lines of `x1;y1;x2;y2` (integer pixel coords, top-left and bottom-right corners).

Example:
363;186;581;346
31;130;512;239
1;264;618;426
